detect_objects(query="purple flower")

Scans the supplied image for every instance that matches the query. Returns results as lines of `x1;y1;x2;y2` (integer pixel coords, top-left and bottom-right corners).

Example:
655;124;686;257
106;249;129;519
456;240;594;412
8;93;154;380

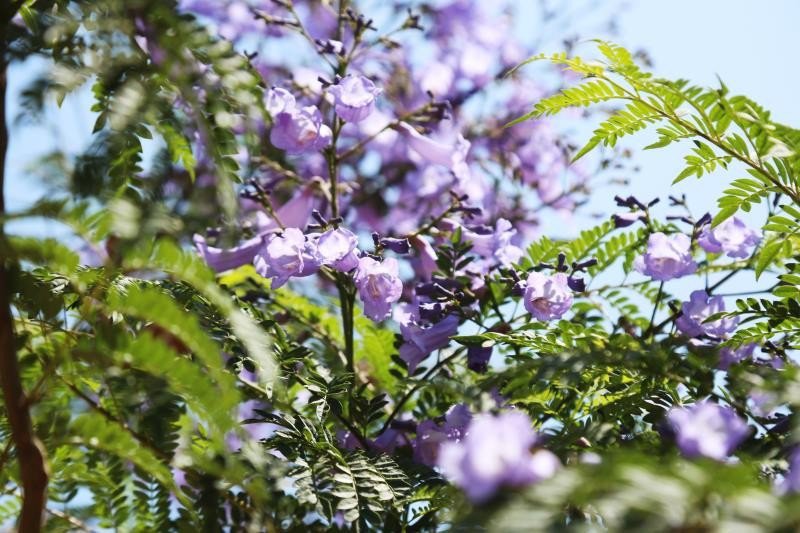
413;420;448;467
634;232;697;281
780;448;800;494
612;210;647;228
719;343;757;370
253;228;322;288
267;88;331;154
467;344;493;373
438;411;560;503
413;404;472;466
317;227;359;272
194;184;317;273
397;122;471;181
409;236;439;279
266;87;296;116
194;233;268;273
523;272;573;321
327;74;382;123
675;290;739;338
371;428;404;454
354;257;403;321
398;314;460;373
462;219;524;267
667;402;749;460
698;217;761;259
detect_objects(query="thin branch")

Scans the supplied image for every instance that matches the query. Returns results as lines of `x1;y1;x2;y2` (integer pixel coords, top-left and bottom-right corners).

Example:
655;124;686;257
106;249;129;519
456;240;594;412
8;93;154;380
0;41;49;532
45;507;92;532
377;349;463;436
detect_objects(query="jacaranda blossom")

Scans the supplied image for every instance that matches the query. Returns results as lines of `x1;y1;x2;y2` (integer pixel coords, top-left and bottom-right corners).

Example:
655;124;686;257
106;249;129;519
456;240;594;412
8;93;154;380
461;218;524;267
194;186;317;272
354;256;403;321
267;87;332;154
635;232;697;281
698;217;761;259
779;448;800;494
327;74;382;122
397;122;471;181
398;314;460;373
254;228;322;288
719;343;757;370
467;344;493;373
413;404;472;467
667;401;749;460
523;271;573;321
438;411;560;503
675;290;739;338
194;233;268;273
316;227;360;272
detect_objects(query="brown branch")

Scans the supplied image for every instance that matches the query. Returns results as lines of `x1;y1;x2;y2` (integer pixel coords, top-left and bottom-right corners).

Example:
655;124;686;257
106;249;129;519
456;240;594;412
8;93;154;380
0;43;49;531
45;507;92;532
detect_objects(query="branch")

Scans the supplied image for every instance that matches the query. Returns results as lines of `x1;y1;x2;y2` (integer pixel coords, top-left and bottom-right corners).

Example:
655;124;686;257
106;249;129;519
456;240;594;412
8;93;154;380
0;49;49;531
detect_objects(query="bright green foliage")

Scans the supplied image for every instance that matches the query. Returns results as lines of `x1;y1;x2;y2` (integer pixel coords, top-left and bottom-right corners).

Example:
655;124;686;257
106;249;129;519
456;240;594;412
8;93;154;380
3;0;800;527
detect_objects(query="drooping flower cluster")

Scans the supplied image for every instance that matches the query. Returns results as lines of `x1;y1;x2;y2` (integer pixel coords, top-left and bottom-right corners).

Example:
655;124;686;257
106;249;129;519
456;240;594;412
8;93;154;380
267;87;332;155
253;226;361;288
176;0;793;515
354;257;403;322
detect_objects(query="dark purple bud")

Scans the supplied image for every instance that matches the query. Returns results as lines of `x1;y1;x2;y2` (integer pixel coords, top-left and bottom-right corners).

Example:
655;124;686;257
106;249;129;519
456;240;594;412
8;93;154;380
419;302;447;322
380;237;411;254
456;206;482;218
567;275;586;292
629;196;647;210
315;39;344;55
467;345;493;373
511;280;526;296
415;282;437;297
573;258;598;271
695;213;712;227
669;194;687;206
666;216;694;226
647;198;660;207
556;253;568;272
311;209;327;226
612;210;646;228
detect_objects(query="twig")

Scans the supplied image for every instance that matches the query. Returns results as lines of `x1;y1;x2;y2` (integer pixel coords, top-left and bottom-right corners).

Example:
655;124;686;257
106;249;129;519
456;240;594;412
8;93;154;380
45;507;92;532
0;41;49;532
376;349;463;436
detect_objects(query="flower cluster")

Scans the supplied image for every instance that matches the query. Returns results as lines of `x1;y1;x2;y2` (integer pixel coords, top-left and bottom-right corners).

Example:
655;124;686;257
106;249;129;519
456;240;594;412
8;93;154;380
176;0;793;517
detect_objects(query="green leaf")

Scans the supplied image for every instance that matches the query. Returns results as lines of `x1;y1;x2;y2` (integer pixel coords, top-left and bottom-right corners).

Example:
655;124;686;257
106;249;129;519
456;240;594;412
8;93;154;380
755;239;785;279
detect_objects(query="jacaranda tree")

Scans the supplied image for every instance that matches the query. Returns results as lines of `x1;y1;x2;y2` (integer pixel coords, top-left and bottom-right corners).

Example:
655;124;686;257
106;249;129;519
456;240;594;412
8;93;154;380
1;0;800;531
